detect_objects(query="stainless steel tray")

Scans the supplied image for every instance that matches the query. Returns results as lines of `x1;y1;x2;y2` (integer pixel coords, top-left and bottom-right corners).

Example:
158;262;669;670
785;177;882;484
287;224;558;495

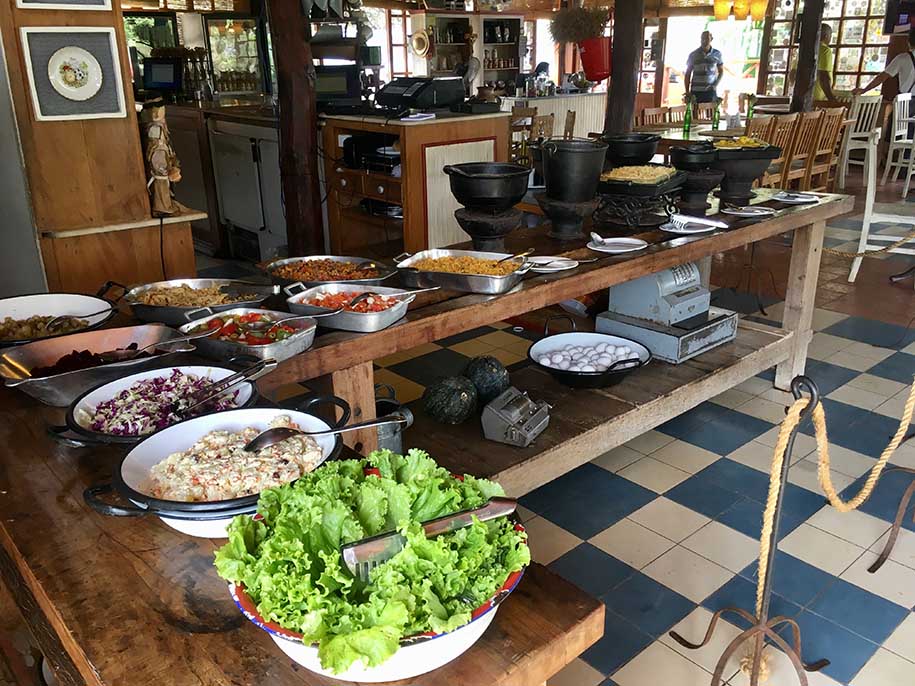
285;283;413;333
0;324;195;407
396;249;532;295
180;308;316;363
124;278;280;327
264;255;397;288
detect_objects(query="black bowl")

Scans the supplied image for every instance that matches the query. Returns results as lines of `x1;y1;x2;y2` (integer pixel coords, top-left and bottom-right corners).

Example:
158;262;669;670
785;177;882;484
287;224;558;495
527;331;651;388
710;146;781;206
601;133;661;167
670;143;717;171
443;162;531;213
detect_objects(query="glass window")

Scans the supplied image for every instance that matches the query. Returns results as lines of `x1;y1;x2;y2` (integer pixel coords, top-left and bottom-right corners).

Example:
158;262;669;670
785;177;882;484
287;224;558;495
863;45;888;70
835;73;857;89
866;18;889;44
771;21;793;46
825;0;844;17
767;73;786;95
837;46;862;70
842;19;865;43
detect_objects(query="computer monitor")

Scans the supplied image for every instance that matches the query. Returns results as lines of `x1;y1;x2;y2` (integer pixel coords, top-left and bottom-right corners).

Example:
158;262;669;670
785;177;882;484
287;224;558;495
143;57;182;91
314;64;362;104
884;0;915;34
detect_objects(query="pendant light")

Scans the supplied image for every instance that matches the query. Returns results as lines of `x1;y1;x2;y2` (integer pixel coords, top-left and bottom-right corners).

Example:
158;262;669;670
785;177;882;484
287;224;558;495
733;0;750;19
714;0;732;20
750;0;768;20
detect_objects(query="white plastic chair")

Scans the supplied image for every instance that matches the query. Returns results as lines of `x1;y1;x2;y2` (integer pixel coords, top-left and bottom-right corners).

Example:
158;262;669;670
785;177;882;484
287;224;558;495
881;93;914;190
837;94;882;190
849;127;915;284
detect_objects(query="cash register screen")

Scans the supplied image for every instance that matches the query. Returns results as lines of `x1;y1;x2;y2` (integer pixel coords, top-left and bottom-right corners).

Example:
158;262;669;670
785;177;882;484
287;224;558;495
314;65;361;102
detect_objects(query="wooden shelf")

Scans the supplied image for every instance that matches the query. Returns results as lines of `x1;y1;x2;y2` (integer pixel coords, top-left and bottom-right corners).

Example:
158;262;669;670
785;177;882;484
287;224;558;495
483;42;519;46
404;320;795;496
485;67;519;71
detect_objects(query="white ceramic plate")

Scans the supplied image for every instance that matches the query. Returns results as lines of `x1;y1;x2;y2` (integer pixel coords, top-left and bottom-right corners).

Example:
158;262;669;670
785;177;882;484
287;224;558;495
773;192;819;205
720;206;777;217
660;222;716;235
529;256;579;273
47;46;102;101
587;238;648;254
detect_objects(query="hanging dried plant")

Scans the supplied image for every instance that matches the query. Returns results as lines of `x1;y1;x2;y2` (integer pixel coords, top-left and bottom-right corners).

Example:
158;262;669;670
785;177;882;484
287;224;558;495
549;6;610;44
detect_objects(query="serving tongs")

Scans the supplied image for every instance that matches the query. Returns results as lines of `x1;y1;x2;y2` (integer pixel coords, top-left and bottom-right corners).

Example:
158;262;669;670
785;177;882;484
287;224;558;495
243;413;410;452
99;327;219;362
497;248;535;264
341;497;517;582
169;358;277;419
347;285;441;308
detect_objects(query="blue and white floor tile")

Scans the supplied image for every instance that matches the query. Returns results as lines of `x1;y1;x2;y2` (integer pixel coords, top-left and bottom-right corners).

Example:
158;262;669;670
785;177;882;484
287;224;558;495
541;306;915;685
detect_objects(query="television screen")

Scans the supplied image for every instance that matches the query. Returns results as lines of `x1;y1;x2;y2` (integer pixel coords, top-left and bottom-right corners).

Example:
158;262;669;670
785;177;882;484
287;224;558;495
884;0;915;35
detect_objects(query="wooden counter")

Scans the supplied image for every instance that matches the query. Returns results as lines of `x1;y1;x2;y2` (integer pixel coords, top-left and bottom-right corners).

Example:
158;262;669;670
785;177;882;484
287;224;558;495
0;392;603;686
322;113;511;256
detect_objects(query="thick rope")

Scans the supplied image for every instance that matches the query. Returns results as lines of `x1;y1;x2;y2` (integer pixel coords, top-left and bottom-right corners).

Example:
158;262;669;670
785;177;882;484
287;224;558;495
745;375;915;681
822;227;915;259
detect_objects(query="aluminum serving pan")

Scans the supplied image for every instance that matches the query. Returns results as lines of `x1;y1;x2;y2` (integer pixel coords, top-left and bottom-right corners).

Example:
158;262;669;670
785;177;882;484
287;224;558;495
264;255;397;288
180;308;316;362
285;283;413;333
396;249;533;295
124;278;280;326
0;290;117;347
0;324;196;407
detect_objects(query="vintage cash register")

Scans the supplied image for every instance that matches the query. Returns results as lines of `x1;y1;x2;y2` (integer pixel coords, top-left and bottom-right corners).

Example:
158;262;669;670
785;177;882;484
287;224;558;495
596;263;738;364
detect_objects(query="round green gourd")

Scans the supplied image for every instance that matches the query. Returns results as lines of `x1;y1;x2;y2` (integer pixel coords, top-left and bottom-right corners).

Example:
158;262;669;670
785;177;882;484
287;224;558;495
464;355;511;404
422;376;478;424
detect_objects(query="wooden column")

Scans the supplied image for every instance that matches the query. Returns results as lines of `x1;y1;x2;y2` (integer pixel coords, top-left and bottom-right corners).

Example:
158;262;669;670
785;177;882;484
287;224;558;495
604;0;645;134
790;0;826;113
266;0;324;256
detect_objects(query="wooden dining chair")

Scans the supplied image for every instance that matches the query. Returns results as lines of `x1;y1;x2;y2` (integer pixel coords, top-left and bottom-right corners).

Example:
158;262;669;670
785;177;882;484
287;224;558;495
803;107;847;192
529;113;555;141
695;101;716;123
641;106;667;126
510;106;537;165
745;114;773;141
780;110;824;189
759;113;799;188
563;110;576;139
668;105;687;123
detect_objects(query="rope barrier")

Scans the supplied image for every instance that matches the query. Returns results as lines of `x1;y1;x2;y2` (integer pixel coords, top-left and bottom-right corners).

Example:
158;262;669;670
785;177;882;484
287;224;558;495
822;228;915;259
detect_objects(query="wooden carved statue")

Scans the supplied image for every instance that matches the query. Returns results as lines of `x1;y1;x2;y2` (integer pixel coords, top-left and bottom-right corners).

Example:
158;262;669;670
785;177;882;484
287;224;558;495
140;103;183;216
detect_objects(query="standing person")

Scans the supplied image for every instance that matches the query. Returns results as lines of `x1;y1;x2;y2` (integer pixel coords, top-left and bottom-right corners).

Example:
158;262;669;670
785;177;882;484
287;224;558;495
684;31;724;103
814;23;838;102
854;26;915;95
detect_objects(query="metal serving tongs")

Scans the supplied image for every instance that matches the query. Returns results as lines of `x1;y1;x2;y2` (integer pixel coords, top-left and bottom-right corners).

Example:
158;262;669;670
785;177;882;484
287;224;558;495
497;248;535;264
243;413;410;452
169;358;277;419
341;497;518;582
347;286;441;308
99;327;219;362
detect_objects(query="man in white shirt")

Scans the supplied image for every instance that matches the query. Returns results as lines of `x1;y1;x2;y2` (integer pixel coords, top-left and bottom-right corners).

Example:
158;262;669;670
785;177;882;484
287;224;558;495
854;27;915;96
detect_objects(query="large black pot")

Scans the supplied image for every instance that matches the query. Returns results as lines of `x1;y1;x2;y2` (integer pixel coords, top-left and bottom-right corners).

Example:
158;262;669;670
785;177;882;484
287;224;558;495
710;146;781;206
443;162;531;213
542;138;609;203
670;143;717;171
602;133;661;167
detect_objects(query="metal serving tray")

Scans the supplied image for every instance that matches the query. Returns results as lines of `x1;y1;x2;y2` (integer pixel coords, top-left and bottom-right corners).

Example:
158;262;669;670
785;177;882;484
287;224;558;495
264;255;397;288
396;249;533;295
598;167;688;198
0;290;117;347
0;324;195;407
285;283;413;333
124;278;280;327
180;308;316;363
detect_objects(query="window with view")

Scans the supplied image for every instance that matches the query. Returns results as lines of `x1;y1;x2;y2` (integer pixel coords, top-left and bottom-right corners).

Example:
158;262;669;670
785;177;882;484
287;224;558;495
763;0;889;96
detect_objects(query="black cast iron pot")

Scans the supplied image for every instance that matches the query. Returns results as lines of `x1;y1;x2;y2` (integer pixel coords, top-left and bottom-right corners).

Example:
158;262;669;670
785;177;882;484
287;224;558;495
710;145;782;206
601;133;661;167
542;138;609;203
670;143;717;171
443;162;531;213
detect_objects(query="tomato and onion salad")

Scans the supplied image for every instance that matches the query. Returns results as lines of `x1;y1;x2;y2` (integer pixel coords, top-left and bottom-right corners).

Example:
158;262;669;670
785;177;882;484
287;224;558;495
193;313;297;346
305;291;398;313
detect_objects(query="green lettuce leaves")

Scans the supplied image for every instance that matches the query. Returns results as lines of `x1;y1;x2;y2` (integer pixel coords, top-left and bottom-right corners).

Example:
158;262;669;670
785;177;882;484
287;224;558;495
214;449;529;675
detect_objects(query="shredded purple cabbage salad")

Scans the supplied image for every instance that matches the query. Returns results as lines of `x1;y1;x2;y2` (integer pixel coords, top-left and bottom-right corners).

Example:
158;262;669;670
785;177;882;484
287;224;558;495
84;369;240;436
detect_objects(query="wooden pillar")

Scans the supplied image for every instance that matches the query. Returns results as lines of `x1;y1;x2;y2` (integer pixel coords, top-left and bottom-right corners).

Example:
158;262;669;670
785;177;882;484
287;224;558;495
790;0;826;113
604;0;645;134
266;0;324;255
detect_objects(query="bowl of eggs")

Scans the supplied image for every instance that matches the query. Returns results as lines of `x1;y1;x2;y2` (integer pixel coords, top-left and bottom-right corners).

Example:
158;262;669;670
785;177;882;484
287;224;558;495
528;315;651;388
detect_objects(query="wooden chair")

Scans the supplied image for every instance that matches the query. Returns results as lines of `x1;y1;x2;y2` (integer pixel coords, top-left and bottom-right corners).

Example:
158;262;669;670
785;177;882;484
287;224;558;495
510;106;537;165
802;107;847;192
695;101;716;123
759;113;799;188
881;93;913;186
836;94;882;189
529;113;555;141
780;110;824;189
668;105;687;123
745;114;774;141
641;106;667;126
563;110;576;139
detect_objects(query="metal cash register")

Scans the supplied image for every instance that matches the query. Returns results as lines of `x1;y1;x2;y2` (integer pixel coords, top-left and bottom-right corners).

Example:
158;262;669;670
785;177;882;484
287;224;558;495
596;263;738;364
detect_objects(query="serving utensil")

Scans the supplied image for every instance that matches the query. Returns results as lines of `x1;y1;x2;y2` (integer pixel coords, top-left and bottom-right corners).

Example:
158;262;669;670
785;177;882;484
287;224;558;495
347;285;441;308
669;214;729;231
243;413;409;452
45;307;114;332
341;497;517;582
496;248;534;264
99;327;218;362
170;358;277;419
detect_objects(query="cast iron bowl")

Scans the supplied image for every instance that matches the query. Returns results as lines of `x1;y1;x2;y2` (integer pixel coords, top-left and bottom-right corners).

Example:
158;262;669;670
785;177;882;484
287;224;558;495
527;316;651;389
443;162;531;213
601;133;661;167
710;145;782;204
670;143;717;171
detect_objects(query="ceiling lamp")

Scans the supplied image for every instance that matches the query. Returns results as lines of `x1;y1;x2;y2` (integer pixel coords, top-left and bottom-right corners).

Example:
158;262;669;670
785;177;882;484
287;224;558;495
714;0;732;20
733;0;750;19
750;0;768;20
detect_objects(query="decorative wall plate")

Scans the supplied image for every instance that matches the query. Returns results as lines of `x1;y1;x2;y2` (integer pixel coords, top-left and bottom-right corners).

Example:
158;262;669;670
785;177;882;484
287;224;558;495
47;46;102;101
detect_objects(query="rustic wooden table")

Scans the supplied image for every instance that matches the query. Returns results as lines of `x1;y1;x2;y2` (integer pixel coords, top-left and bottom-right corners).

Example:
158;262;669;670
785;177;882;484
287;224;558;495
0;392;603;686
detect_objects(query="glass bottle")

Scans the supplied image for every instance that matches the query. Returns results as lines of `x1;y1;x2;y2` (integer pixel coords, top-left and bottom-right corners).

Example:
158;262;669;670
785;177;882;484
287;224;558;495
683;95;693;136
712;99;720;130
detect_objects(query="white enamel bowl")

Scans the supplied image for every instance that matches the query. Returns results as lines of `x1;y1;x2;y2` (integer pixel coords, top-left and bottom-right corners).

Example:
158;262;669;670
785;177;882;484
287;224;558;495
0;292;116;345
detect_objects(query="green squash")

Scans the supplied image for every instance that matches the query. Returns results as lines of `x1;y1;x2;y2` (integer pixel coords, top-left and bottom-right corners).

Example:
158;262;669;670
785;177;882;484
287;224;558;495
422;376;478;424
464;355;511;404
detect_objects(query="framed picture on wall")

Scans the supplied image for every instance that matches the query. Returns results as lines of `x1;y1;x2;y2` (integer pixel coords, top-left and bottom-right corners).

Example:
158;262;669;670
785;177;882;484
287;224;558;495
16;0;111;10
20;27;126;121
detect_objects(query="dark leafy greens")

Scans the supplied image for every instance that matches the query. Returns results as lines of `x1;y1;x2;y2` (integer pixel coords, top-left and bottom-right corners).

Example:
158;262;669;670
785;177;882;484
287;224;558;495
214;449;529;674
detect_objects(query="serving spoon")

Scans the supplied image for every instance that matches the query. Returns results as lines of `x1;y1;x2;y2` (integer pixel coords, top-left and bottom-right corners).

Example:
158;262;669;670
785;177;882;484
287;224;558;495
99;327;218;362
45;307;112;332
243;414;410;452
497;248;535;264
346;285;441;308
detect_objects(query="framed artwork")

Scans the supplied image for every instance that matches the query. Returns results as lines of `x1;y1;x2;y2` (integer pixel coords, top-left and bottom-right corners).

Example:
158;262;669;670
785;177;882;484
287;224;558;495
20;27;126;121
16;0;111;10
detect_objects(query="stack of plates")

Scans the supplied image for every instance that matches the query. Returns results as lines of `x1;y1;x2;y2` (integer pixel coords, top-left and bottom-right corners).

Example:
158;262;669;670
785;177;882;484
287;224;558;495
529;256;579;273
